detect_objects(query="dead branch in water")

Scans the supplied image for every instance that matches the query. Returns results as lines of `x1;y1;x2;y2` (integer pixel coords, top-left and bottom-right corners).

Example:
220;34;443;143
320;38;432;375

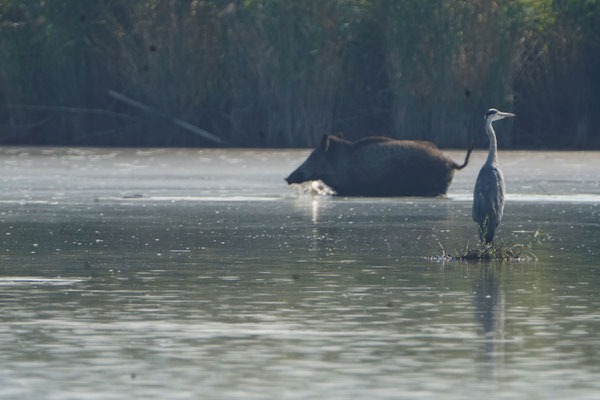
107;90;225;145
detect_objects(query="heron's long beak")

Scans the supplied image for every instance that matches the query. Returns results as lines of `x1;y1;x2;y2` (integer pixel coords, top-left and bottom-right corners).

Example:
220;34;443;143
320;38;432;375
494;111;515;121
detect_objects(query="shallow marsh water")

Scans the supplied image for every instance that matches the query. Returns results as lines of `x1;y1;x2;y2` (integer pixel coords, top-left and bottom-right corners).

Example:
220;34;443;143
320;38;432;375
0;147;599;399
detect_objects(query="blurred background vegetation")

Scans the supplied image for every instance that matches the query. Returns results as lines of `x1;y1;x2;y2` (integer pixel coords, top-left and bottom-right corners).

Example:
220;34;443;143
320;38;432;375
0;0;598;148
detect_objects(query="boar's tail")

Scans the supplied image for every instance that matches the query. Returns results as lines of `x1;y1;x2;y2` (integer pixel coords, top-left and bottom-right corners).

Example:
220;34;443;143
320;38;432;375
453;144;473;170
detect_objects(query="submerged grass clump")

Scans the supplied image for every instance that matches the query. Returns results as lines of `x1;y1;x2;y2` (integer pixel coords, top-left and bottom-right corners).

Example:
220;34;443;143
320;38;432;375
434;241;532;262
432;230;546;262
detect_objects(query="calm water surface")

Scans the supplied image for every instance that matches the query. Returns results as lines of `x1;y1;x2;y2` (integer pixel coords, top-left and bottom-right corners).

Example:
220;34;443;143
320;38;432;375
0;147;599;399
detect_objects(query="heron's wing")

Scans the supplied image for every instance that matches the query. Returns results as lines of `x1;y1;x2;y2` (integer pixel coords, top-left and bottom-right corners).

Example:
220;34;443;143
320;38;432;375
472;165;505;226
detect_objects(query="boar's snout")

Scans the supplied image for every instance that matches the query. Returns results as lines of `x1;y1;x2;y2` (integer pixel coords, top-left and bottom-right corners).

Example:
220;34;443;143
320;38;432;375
285;169;305;185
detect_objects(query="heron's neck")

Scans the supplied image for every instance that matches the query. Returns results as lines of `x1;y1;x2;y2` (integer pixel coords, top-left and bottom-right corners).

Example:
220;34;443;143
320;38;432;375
485;122;498;165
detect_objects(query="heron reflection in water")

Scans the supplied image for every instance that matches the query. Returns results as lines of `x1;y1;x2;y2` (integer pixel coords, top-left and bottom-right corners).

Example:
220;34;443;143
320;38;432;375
473;108;515;243
473;266;505;370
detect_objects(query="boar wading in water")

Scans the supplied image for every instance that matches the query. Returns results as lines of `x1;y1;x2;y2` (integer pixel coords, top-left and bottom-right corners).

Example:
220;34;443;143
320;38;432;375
285;135;472;197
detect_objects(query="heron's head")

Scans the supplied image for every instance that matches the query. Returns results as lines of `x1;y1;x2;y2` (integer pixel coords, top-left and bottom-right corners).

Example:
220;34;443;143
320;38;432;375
485;108;515;123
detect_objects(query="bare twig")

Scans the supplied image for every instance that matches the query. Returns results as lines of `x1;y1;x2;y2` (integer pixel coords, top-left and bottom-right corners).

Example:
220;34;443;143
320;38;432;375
4;104;138;121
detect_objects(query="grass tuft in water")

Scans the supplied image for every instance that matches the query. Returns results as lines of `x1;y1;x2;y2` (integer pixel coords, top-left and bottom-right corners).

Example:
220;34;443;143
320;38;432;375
432;230;546;262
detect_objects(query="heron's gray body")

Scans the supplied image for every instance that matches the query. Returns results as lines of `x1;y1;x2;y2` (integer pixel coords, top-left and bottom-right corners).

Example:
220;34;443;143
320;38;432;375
472;108;513;243
473;163;505;243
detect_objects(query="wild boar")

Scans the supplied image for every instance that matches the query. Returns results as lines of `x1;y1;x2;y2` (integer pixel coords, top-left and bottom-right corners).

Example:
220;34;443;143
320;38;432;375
285;135;472;196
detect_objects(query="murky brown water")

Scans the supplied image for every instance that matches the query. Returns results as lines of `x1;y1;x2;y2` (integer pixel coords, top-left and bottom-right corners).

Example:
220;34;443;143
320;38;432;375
0;147;599;399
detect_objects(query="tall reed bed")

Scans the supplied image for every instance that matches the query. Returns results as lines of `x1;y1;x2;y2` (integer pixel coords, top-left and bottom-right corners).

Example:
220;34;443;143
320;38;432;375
0;0;598;147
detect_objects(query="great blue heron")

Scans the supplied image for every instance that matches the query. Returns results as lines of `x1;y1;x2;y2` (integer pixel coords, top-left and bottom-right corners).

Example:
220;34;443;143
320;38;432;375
472;108;515;243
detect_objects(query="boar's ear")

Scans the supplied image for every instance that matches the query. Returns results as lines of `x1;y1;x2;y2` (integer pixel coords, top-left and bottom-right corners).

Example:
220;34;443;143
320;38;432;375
320;134;331;152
